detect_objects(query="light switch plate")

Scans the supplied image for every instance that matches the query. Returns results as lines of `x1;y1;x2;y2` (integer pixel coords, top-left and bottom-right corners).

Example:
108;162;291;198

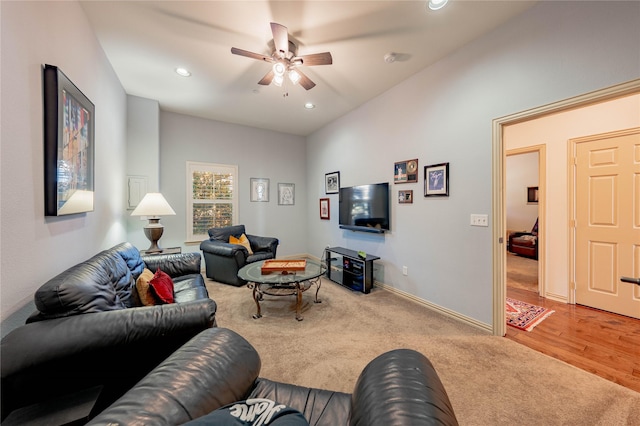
470;214;489;227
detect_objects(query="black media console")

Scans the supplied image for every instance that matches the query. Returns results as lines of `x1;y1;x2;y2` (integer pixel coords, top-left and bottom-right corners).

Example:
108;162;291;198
324;247;380;294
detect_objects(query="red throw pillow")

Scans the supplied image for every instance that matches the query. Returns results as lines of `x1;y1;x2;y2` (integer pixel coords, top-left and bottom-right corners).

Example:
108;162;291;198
149;268;175;304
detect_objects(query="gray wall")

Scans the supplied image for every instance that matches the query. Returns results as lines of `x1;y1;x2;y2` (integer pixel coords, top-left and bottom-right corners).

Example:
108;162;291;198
0;1;128;336
155;111;308;257
305;1;640;327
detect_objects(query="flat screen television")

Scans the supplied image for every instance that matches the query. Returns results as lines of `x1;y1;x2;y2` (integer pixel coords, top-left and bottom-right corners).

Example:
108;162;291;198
339;182;390;233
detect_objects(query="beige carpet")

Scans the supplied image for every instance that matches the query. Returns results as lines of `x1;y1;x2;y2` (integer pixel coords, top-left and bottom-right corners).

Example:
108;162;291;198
206;278;640;425
506;252;538;292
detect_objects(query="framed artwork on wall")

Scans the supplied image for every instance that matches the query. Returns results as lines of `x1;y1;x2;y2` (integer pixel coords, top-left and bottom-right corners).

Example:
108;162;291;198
43;64;95;216
527;186;539;204
320;198;330;219
398;190;413;204
394;159;418;183
278;183;295;205
325;171;340;194
250;178;270;202
424;162;449;197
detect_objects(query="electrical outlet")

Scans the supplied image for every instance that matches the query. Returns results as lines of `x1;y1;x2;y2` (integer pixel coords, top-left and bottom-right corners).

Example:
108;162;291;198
470;214;489;227
402;266;408;276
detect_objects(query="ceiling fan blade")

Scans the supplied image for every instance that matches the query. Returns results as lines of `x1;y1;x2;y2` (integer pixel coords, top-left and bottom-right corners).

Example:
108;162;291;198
258;69;274;86
294;68;316;90
231;47;273;63
295;52;333;66
270;22;289;58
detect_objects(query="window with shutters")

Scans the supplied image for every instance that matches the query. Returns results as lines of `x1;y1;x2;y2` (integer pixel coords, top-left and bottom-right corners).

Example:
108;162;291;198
186;161;238;242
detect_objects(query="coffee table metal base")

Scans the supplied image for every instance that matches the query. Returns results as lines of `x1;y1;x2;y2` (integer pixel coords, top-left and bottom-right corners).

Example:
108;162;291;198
248;277;322;321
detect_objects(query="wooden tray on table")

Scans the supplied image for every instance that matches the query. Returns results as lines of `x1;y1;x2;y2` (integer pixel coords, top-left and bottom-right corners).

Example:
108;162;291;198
261;259;307;275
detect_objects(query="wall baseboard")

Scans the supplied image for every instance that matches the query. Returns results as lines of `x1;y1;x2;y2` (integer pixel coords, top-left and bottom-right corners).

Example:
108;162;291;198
374;281;493;334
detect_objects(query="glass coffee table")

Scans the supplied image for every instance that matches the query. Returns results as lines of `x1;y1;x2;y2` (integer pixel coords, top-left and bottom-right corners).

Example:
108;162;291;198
238;259;325;321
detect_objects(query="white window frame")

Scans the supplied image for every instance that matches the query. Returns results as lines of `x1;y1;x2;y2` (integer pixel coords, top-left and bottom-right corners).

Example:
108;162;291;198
186;161;238;243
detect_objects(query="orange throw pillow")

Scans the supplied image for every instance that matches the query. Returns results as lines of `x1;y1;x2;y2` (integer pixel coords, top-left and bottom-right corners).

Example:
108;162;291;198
136;268;157;306
229;233;253;254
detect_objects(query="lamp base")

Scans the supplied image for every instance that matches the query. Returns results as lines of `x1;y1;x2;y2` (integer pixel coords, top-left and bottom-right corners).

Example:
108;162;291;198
143;218;164;253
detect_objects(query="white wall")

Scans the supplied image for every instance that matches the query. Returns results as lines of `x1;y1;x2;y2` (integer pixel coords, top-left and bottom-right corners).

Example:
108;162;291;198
0;1;128;335
305;1;640;327
505;94;640;301
506;152;539;233
157;111;308;256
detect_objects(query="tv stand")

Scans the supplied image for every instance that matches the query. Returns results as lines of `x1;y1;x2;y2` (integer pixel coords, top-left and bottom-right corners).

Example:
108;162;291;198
325;247;380;294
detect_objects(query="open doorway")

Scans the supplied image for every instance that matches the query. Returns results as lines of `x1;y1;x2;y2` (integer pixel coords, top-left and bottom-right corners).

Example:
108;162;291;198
505;147;544;296
491;79;640;337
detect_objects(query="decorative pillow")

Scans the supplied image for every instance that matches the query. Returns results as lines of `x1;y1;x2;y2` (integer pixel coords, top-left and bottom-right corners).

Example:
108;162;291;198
136;268;157;306
183;399;308;425
230;233;253;254
149;268;175;304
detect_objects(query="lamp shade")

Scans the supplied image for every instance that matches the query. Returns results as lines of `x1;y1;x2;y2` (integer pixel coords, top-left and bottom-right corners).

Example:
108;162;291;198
131;193;176;217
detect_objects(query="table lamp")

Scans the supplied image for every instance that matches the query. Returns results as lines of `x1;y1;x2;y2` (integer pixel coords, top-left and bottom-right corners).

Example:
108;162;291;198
130;192;176;253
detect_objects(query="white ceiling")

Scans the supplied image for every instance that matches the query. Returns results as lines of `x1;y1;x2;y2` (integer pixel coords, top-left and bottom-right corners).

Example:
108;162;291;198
80;1;536;136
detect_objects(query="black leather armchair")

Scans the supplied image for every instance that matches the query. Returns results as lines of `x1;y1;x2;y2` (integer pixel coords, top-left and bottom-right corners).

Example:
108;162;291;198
200;225;279;286
508;218;538;259
87;328;459;426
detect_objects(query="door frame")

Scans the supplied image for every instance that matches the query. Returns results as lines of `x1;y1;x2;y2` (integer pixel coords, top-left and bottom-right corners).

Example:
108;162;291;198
491;78;640;336
505;146;546;297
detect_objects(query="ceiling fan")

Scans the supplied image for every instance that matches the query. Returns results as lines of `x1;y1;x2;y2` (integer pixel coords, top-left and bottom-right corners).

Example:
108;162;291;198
231;22;332;91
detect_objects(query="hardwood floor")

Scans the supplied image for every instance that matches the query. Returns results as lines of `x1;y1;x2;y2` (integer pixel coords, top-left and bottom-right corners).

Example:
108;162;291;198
506;286;640;393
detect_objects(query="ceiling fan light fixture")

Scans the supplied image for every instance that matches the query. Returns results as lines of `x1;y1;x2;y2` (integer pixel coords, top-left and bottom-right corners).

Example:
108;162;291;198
304;102;315;109
273;74;284;87
273;62;286;77
288;69;301;85
428;0;449;11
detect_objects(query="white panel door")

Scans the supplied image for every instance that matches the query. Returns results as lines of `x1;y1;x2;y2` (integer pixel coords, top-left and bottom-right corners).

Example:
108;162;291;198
574;128;640;319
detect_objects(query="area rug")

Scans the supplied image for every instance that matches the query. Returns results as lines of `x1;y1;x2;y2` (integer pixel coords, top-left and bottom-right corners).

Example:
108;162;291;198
506;298;555;331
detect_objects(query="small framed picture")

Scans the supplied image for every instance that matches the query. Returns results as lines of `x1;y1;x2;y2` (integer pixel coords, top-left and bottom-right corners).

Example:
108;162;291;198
325;171;340;194
394;159;418;184
424;163;449;197
527;186;538;204
319;198;330;220
278;183;295;205
398;190;413;204
250;178;270;202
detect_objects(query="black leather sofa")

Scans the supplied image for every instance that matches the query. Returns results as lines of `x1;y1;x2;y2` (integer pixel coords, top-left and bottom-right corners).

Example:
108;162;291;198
200;225;279;286
1;242;217;423
87;327;459;426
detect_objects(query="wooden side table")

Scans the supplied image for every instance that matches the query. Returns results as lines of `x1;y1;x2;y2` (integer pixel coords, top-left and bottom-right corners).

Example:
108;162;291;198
140;246;182;256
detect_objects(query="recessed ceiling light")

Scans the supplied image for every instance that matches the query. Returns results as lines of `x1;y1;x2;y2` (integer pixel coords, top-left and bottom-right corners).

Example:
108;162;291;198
304;103;315;109
428;0;448;11
175;67;191;77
